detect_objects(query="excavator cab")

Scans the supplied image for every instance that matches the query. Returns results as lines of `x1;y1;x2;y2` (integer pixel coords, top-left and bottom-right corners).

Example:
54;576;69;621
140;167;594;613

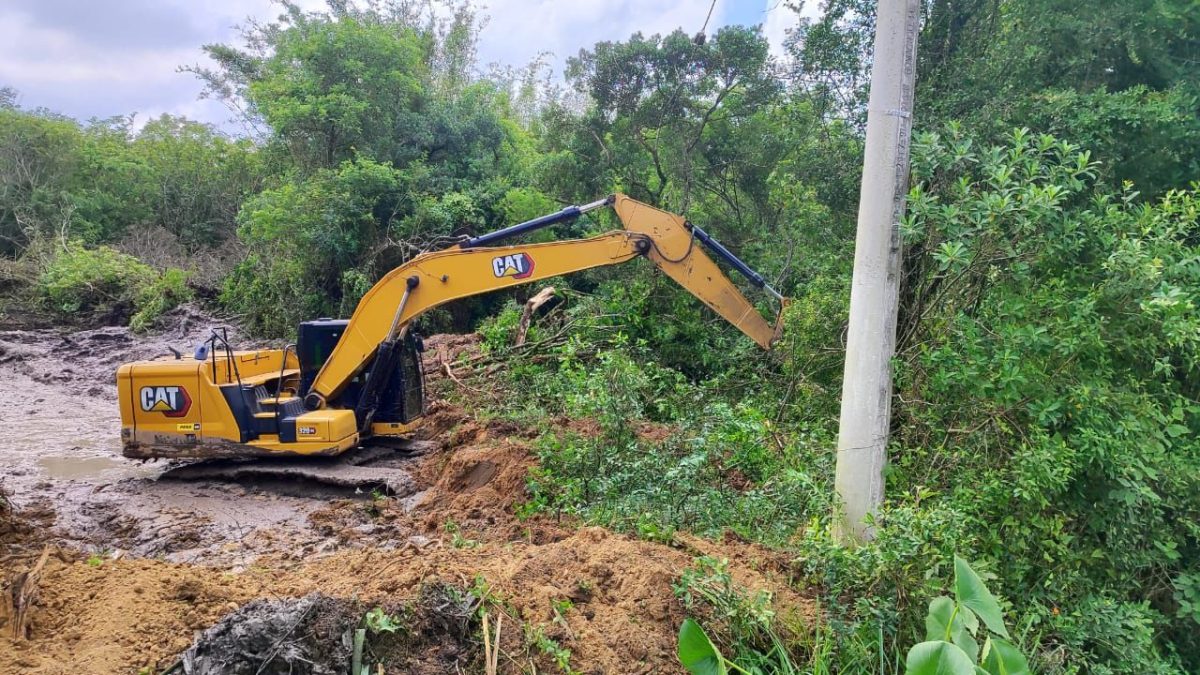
296;319;425;429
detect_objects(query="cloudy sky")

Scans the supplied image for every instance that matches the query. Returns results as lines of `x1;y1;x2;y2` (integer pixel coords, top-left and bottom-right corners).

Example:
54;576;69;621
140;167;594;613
0;0;811;134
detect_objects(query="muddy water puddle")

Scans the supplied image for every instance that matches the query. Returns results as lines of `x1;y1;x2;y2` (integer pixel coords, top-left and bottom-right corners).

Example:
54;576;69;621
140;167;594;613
37;454;131;478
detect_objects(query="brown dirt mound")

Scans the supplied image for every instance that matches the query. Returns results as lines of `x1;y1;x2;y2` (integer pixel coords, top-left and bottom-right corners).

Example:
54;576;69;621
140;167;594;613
0;527;812;675
1;553;265;673
412;420;538;534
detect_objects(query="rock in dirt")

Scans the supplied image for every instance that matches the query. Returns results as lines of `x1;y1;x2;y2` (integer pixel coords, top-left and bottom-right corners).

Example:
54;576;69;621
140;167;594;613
180;593;355;675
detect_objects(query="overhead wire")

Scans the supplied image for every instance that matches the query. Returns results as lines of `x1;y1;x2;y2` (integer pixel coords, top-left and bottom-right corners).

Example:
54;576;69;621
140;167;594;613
700;0;719;35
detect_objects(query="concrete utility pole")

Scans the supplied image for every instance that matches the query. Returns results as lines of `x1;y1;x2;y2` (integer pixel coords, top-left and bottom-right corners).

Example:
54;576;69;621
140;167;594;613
834;0;920;543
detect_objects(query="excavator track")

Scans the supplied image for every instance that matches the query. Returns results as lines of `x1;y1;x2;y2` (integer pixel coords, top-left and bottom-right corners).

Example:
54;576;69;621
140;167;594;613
159;439;437;495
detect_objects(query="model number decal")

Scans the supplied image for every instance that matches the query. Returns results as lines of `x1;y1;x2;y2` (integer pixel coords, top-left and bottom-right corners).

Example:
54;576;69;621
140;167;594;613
298;426;317;435
140;386;191;417
491;252;534;279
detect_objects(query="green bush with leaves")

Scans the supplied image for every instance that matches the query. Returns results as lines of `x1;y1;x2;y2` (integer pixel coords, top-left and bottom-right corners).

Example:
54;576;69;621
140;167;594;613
675;557;798;675
130;267;191;332
39;245;153;314
517;338;828;545
221;158;418;335
892;126;1199;671
906;557;1030;675
37;244;191;329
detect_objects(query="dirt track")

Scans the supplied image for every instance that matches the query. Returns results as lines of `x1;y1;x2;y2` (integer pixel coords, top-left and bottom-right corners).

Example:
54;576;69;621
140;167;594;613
0;310;813;674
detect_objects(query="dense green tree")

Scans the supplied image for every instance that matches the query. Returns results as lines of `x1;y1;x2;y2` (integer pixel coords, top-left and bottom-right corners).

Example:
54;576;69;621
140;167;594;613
557;26;780;212
0;107;83;256
0;107;256;259
223;157;413;334
918;0;1200;194
195;2;539;333
892;127;1200;672
130;116;263;249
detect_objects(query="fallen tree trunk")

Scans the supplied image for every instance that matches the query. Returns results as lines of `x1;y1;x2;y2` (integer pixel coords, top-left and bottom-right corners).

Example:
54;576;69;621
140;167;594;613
4;545;52;639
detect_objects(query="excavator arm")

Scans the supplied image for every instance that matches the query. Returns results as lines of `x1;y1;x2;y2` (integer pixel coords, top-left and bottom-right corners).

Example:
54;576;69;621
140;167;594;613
306;194;786;407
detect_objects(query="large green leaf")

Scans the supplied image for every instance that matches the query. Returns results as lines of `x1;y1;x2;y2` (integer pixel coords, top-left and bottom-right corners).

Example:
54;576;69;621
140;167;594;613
925;596;979;662
678;618;728;675
906;640;977;675
954;557;1010;638
981;638;1031;675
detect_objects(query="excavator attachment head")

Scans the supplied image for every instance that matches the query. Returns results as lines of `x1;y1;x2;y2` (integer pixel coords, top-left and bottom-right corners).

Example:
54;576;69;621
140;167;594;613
612;194;785;349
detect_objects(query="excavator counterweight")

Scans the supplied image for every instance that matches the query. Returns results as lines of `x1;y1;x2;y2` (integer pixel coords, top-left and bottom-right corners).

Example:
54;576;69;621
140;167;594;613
117;194;787;459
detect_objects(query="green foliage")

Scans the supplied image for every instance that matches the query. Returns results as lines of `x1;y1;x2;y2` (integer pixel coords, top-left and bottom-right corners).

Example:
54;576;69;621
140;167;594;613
37;244;191;329
363;606;403;635
0;108;88;256
905;557;1030;675
221;157;413;335
526;623;578;674
0;108;258;260
39;245;153;314
914;0;1200;197
131;268;192;332
893;127;1199;671
477;300;523;353
678;618;729;675
188;4;539;335
516;337;829;545
675;557;797;674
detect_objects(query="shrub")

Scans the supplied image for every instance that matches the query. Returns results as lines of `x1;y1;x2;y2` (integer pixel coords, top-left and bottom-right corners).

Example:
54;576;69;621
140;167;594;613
131;267;192;332
38;243;191;329
675;556;798;674
39;245;154;315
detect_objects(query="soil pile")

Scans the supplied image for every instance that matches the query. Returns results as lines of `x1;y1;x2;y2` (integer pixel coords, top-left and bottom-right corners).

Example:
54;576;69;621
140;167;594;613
1;527;810;674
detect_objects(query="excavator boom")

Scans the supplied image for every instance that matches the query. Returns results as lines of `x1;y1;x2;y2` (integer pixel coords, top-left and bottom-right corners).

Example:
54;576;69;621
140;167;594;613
307;194;783;406
117;194;786;459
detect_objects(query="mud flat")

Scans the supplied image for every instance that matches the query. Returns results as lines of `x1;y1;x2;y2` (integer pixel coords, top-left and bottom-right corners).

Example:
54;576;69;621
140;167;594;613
0;308;344;566
0;313;812;674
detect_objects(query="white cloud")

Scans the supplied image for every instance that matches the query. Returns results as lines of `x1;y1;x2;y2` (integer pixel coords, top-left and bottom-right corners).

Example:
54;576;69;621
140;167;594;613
1;0;815;132
476;0;729;72
761;0;819;60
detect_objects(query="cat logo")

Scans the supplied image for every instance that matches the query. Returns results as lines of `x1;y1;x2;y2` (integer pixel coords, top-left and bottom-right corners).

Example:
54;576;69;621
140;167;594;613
491;252;534;279
139;386;191;417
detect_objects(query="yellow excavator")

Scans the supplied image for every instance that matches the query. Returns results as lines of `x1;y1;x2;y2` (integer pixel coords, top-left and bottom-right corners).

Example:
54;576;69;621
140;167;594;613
117;194;786;459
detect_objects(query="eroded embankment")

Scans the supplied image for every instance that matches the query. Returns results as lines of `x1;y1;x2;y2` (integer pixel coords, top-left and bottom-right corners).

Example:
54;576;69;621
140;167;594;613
0;314;814;674
1;526;811;674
